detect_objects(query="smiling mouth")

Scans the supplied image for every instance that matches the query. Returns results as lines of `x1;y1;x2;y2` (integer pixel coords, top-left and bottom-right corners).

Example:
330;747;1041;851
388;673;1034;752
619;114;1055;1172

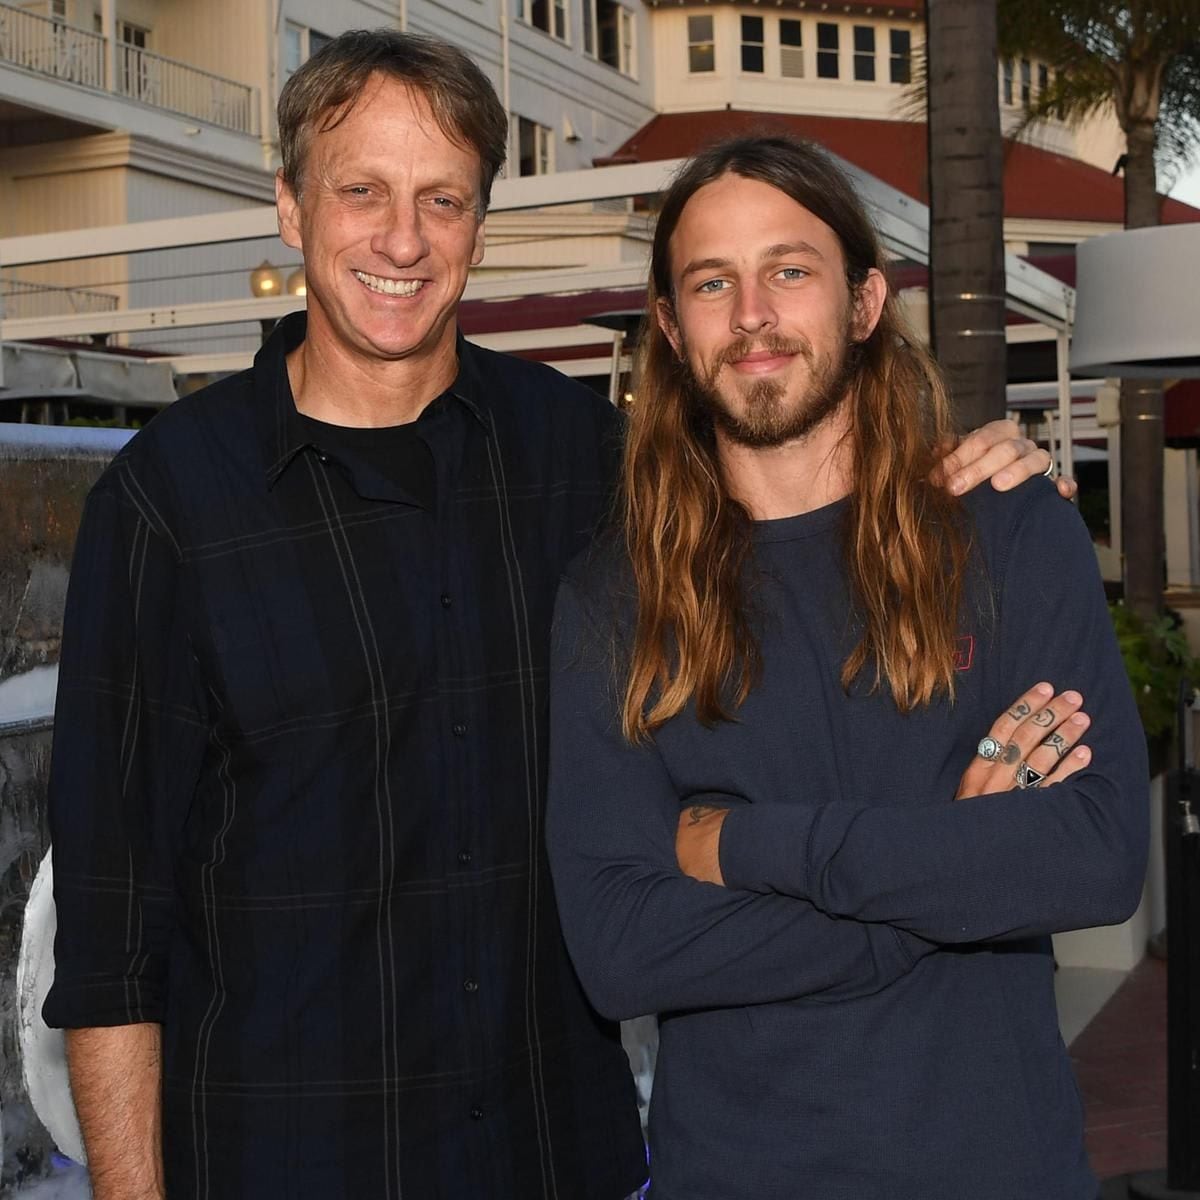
353;270;424;297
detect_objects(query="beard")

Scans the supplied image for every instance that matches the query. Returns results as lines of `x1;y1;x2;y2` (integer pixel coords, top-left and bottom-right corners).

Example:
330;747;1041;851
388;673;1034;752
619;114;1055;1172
683;324;857;450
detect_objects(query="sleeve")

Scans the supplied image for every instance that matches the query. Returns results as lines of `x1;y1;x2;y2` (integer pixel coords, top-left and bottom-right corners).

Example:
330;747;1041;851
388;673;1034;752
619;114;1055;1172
717;483;1149;944
545;576;932;1022
43;471;209;1029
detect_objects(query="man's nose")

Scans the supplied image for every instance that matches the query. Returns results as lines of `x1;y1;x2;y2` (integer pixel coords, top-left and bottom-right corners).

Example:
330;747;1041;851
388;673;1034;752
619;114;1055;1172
730;279;776;335
372;197;430;266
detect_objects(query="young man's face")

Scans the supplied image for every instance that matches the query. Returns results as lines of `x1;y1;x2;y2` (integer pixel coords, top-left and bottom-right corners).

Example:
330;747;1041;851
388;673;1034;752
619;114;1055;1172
658;172;885;448
277;73;485;370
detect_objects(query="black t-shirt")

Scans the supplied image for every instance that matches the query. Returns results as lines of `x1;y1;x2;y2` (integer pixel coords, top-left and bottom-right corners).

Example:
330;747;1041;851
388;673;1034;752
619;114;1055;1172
294;410;436;510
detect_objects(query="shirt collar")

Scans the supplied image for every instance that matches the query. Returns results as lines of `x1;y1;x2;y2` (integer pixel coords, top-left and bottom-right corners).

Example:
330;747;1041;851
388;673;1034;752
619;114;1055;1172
257;312;494;488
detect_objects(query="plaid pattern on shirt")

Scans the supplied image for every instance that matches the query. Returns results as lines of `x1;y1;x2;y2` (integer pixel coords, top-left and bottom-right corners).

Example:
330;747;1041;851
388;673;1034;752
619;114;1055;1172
45;314;646;1199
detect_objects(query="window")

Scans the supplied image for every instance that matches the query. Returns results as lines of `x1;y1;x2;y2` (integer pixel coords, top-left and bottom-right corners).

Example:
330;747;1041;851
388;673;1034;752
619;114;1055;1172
49;0;67;19
780;19;803;78
1002;57;1013;105
1020;58;1031;105
525;0;568;41
284;22;332;77
816;22;839;79
517;116;553;177
889;29;911;84
1037;62;1049;95
590;1;635;75
853;25;875;81
741;15;764;73
687;14;714;74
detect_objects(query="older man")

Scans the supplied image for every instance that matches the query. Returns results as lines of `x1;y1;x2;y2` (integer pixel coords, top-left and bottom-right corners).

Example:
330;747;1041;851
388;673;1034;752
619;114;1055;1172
46;31;1062;1200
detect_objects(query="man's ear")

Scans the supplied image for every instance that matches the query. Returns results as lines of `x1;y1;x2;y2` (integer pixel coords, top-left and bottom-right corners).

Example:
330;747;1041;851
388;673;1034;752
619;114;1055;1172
276;170;302;252
851;267;888;343
656;296;683;359
470;217;485;267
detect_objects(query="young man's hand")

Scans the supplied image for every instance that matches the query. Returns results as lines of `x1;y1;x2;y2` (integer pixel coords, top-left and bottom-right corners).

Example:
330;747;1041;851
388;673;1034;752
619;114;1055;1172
956;682;1093;800
933;420;1078;500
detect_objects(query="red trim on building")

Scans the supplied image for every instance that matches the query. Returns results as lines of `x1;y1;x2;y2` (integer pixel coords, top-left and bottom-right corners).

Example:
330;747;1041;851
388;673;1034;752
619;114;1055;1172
598;111;1200;226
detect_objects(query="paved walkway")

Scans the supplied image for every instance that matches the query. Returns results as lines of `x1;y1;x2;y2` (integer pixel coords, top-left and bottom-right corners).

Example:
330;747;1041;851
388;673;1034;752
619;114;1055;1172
1071;956;1168;1182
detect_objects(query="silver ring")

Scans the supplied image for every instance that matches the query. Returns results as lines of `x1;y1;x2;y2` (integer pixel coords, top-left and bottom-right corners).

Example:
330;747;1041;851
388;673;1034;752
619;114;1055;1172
1042;458;1055;478
1015;761;1045;789
977;736;1002;762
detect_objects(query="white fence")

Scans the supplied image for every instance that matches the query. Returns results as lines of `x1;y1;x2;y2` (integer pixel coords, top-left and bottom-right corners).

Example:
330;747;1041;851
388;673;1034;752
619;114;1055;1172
0;1;258;136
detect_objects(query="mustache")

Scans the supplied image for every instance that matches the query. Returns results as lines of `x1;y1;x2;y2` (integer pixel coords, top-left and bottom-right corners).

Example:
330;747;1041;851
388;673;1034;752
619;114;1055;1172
707;334;815;376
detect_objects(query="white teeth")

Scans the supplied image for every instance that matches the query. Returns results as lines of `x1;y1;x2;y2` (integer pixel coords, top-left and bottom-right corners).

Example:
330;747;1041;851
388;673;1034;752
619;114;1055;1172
353;270;423;297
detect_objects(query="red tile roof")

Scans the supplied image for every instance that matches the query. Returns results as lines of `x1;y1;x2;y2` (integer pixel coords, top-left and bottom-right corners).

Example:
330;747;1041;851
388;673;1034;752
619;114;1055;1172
601;111;1200;225
645;1;922;15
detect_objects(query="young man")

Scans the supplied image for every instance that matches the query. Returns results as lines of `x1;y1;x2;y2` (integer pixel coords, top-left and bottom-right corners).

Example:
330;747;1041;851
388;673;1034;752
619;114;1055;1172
44;30;1065;1198
546;136;1148;1200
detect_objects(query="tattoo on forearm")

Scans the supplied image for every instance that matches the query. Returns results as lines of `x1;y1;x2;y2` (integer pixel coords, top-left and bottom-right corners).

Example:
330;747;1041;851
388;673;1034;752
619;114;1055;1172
1031;708;1055;728
687;804;725;826
1008;701;1031;720
1001;741;1022;765
1043;731;1069;760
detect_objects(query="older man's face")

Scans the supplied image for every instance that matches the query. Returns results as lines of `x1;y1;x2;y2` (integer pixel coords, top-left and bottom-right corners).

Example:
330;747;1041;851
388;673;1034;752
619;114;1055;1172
278;73;485;371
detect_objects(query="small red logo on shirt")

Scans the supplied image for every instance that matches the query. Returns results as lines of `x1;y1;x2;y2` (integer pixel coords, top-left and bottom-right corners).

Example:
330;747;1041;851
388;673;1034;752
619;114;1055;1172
954;635;975;672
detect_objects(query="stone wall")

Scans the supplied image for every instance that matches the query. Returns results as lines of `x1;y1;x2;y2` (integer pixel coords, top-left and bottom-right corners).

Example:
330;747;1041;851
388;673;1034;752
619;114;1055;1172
0;425;130;1192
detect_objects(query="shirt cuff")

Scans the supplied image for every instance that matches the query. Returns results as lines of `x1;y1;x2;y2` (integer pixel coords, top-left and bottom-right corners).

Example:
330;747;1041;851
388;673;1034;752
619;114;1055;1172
43;976;165;1030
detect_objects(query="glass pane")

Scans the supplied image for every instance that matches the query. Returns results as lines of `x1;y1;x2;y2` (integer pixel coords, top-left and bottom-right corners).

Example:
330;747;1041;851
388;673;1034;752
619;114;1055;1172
309;30;332;57
689;43;715;73
742;45;764;73
853;26;874;52
855;55;875;82
741;15;763;43
817;22;838;50
781;19;802;48
554;0;566;40
890;29;910;54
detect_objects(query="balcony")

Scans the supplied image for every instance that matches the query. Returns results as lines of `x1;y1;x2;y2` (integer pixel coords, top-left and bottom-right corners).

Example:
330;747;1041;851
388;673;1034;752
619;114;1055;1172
0;2;258;137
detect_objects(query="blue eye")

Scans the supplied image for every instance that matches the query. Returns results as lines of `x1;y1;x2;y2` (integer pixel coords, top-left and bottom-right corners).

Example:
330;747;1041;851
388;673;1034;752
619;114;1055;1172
776;267;807;281
697;279;727;293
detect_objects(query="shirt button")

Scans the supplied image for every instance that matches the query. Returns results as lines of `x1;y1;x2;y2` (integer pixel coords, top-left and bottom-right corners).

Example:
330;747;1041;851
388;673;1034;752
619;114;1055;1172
452;721;468;737
470;1106;484;1120
463;978;478;993
457;850;472;865
315;450;330;465
440;593;453;609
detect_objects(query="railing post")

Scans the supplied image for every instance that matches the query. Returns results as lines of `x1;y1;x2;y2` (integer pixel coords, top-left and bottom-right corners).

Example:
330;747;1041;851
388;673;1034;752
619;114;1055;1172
100;0;115;91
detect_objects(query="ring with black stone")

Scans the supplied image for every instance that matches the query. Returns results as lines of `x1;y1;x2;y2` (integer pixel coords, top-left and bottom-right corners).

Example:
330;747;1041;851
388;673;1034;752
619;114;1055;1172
1015;761;1045;789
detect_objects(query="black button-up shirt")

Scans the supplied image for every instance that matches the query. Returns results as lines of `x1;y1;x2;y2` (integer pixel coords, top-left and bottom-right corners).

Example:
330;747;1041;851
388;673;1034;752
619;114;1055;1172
46;314;645;1199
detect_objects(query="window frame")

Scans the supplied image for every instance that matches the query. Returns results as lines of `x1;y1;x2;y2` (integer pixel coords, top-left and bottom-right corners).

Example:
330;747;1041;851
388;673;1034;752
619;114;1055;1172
687;12;716;74
852;24;876;82
523;0;569;43
888;28;911;85
516;114;555;178
740;14;765;74
780;17;804;79
816;21;839;80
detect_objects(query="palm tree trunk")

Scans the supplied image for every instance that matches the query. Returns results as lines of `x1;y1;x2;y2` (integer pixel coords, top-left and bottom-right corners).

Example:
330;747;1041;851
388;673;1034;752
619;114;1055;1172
1120;115;1165;620
925;0;1008;429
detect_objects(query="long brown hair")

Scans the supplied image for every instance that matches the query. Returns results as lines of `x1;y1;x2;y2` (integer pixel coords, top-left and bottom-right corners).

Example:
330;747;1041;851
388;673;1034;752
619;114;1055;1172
621;135;971;742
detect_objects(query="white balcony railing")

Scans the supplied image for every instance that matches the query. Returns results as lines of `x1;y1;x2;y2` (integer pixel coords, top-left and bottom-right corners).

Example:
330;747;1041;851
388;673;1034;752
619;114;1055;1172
0;2;258;137
0;4;104;89
1;277;119;321
115;43;258;136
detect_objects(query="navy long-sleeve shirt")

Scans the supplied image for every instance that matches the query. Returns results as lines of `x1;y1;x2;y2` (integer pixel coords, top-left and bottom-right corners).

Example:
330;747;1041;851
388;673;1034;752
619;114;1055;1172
547;479;1148;1200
